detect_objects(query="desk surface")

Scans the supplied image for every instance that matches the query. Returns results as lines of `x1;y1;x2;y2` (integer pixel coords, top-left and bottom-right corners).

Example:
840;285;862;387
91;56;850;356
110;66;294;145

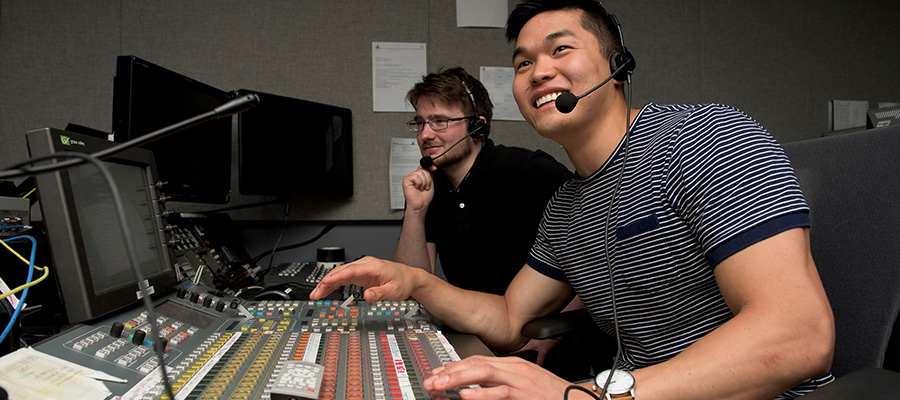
446;331;493;358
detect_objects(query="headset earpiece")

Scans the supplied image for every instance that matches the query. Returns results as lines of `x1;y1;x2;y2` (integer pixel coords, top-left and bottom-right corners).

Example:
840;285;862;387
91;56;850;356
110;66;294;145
468;117;486;139
609;49;635;82
597;1;635;83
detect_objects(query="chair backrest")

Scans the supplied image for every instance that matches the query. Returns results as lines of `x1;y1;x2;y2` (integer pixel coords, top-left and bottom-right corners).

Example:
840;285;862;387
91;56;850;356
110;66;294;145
781;126;900;377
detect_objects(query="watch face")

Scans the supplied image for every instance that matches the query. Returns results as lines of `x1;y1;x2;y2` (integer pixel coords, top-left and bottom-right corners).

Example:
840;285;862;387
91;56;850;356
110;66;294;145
595;369;635;394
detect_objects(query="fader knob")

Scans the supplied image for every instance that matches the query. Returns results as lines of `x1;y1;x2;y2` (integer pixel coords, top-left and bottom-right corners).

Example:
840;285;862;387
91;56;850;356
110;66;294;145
155;338;168;353
190;292;200;303
132;330;147;345
109;322;125;338
216;301;226;312
203;297;213;308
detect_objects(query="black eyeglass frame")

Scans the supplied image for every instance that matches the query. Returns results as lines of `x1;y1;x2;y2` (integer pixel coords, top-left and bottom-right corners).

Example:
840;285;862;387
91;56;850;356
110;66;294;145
407;116;474;133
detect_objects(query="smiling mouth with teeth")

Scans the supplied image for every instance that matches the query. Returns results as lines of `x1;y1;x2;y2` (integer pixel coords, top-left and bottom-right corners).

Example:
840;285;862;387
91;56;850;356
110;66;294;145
536;92;566;108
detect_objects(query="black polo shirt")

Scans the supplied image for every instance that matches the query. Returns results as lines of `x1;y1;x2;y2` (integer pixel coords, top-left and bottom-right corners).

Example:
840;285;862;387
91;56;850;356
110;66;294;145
423;139;572;295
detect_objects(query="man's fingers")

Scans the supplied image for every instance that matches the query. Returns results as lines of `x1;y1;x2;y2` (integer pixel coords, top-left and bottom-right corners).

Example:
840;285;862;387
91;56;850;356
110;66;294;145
407;169;433;191
310;257;372;299
425;356;531;391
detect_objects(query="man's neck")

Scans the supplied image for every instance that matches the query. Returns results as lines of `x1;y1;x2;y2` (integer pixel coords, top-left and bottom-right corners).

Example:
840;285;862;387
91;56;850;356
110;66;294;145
442;141;483;189
563;103;637;178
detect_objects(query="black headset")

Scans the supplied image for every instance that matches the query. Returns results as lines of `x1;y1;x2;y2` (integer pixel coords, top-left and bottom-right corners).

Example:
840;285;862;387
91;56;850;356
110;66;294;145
597;1;636;83
459;77;488;139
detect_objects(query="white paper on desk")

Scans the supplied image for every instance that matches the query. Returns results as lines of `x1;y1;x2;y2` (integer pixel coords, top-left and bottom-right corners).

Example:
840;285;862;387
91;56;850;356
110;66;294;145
0;347;113;399
480;66;525;121
830;100;868;130
390;138;421;210
373;42;426;112
456;0;507;28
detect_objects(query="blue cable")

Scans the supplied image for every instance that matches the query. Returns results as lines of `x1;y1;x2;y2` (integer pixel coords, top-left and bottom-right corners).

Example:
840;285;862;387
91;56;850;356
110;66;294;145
0;235;37;345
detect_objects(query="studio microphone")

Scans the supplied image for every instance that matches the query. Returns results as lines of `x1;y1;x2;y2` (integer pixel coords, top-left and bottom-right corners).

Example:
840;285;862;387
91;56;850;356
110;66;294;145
93;94;260;161
418;124;484;169
555;61;631;114
0;93;260;180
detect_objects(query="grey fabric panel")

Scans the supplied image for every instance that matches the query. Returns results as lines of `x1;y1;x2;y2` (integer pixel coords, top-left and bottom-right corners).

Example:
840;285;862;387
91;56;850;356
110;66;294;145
2;0;899;220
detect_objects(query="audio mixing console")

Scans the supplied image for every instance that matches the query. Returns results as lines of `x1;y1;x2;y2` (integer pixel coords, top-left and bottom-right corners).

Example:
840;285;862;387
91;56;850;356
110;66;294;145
32;283;485;400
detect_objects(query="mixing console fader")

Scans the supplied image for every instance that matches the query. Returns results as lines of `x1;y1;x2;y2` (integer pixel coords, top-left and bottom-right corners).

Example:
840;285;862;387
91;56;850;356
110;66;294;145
33;283;480;400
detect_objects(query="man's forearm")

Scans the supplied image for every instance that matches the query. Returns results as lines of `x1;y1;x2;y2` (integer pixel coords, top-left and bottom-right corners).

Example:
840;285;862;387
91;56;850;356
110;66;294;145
394;212;433;273
630;304;833;400
406;267;524;350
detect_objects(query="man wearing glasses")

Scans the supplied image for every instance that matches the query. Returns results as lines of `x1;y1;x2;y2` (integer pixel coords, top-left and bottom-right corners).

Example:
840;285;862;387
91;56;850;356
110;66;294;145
394;67;574;369
395;67;571;300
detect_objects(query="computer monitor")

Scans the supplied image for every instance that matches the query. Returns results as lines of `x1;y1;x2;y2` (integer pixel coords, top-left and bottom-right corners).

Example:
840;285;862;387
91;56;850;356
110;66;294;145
235;89;353;197
111;55;232;204
26;128;178;324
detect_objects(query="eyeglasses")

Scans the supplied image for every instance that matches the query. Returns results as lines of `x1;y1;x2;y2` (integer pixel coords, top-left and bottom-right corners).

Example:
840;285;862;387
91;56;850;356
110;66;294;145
407;116;473;133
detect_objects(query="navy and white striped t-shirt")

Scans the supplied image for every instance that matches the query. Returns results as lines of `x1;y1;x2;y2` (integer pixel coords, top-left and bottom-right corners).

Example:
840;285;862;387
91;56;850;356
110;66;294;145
527;103;833;397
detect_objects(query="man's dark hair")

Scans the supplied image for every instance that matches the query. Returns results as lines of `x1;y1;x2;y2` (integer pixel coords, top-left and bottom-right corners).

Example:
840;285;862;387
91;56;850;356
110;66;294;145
406;67;493;136
506;0;623;57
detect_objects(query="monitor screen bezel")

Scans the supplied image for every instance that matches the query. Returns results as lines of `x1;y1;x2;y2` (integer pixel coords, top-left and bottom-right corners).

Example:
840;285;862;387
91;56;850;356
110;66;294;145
111;55;232;204
236;89;353;197
26;127;178;324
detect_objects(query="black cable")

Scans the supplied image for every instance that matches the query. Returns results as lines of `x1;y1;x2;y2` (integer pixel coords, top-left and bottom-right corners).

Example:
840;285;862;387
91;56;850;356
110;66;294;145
564;78;634;400
266;200;292;271
252;222;337;267
7;152;176;400
565;385;602;400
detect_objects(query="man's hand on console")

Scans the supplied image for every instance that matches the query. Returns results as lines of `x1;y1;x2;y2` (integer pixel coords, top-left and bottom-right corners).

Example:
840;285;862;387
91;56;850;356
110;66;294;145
309;256;421;302
423;355;588;400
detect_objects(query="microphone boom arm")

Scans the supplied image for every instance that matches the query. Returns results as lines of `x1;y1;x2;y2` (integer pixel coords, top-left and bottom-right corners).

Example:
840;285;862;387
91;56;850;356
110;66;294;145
555;62;632;114
0;94;260;180
419;123;483;169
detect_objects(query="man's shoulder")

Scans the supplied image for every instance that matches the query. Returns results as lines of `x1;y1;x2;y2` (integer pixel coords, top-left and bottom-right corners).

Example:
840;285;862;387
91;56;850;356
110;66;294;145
491;143;559;163
641;103;755;125
634;103;765;143
472;144;571;189
490;145;570;175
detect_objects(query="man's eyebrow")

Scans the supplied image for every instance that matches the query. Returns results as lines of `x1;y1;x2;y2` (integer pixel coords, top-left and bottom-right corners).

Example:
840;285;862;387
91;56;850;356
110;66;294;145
512;46;525;62
416;113;450;121
545;29;576;43
512;29;576;61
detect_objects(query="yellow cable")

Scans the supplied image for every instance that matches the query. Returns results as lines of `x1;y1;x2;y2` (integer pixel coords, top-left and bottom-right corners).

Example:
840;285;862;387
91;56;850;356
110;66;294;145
22;188;36;198
1;238;31;264
0;238;50;301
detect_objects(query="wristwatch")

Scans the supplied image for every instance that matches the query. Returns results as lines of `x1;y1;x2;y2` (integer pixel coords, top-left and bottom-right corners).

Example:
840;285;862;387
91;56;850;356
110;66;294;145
593;369;635;399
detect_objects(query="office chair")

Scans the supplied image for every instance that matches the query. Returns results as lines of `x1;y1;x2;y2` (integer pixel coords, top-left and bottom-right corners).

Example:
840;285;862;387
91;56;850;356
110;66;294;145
521;307;617;381
781;125;900;377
